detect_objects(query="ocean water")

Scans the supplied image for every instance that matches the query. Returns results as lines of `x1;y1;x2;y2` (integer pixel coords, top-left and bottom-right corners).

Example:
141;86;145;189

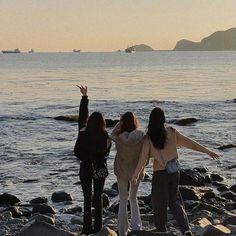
0;51;235;207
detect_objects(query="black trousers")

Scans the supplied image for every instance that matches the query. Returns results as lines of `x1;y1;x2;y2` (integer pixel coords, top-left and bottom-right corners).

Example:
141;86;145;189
80;162;105;234
151;170;190;234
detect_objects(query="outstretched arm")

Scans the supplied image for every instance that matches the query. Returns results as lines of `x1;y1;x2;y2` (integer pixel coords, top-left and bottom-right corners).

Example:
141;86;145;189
176;129;219;159
76;85;88;130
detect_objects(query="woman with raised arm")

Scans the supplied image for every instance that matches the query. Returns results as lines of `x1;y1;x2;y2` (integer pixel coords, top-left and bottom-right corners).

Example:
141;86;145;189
132;107;219;236
74;85;111;236
111;112;145;236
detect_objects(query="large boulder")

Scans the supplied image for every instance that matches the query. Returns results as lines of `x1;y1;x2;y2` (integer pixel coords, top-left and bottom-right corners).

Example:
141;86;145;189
32;204;55;215
19;221;77;236
0;193;21;206
180;169;205;186
179;186;200;201
51;191;73;203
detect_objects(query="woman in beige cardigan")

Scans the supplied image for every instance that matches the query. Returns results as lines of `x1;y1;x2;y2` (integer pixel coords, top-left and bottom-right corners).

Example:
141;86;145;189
111;112;145;236
132;107;219;236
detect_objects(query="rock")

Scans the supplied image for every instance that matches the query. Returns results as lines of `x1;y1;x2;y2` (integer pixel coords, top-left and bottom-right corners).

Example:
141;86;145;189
179;186;200;201
140;214;154;223
94;226;117;236
3;206;21;218
128;230;176;235
195;167;208;173
204;175;212;184
1;211;13;221
223;216;236;226
226;224;236;234
19;221;77;236
217;144;236;150
0;193;21;206
184;200;200;211
191;202;224;214
32;204;55;215
201;192;216;200
230;185;236;193
138;195;152;205
143;173;152;182
29;214;55;225
220;191;236;200
201;224;231;236
225;202;236;211
6;218;26;225
70;215;83;225
103;188;118;197
30;197;48;204
180;169;205;186
105;119;119;128
111;182;118;191
172;118;198;126
217;185;229;192
108;201;119;214
51;191;73;203
212;181;225;187
59;206;82;214
210;173;225;182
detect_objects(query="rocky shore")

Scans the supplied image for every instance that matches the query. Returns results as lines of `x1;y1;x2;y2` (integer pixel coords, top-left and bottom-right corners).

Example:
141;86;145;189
1;168;236;236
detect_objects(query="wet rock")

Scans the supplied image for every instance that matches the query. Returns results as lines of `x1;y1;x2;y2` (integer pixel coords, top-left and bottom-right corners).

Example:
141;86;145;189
70;215;83;225
94;226;117;236
108;201;119;214
59;206;82;214
179;186;200;201
143;173;152;182
32;204;55;215
194;167;208;173
0;193;21;206
111;182;118;191
105;119;119;128
30;197;48;204
217;144;236;150
19;221;77;236
128;230;176;236
51;191;73;203
184;200;200;211
1;211;13;221
29;214;55;225
201;192;216;200
210;173;224;182
138;195;152;205
230;185;236;193
225;202;236;211
3;206;21;218
220;191;236;200
212;181;225;187
200;224;231;236
103;188;119;197
173;117;198;126
223;216;236;226
5;218;26;225
191;202;224;214
180;169;205;186
217;185;229;192
204;175;212;184
226;164;236;170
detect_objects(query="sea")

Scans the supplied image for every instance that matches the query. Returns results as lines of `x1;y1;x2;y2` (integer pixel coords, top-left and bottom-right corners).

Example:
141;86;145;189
0;51;235;208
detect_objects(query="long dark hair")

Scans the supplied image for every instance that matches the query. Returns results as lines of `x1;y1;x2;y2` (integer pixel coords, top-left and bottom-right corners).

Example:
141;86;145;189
147;107;167;149
120;112;138;133
86;112;106;140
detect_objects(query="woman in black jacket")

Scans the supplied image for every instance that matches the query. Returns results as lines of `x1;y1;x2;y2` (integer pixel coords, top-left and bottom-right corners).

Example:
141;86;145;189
74;85;111;235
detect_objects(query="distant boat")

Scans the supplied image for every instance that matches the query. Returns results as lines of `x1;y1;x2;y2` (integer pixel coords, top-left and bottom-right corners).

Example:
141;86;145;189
73;49;81;53
125;45;135;53
28;49;34;53
2;48;21;54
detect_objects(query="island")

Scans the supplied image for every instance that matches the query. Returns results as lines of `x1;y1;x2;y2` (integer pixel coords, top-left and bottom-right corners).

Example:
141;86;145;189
124;44;154;52
174;27;236;51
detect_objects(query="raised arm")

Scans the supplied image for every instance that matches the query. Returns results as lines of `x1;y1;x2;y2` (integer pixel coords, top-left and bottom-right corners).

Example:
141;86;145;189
76;85;88;130
132;136;150;183
175;129;219;159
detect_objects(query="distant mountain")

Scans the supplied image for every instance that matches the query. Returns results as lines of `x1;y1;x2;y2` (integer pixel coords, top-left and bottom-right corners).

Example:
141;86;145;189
125;44;154;52
174;27;236;51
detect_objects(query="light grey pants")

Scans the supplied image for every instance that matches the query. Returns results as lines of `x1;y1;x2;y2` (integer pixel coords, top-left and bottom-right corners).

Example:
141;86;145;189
117;177;142;236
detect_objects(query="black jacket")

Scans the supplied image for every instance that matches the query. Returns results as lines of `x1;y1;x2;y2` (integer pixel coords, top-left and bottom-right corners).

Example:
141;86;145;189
74;96;110;166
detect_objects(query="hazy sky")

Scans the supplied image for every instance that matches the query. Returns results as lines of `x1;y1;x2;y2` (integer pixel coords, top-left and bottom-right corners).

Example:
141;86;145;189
1;0;236;52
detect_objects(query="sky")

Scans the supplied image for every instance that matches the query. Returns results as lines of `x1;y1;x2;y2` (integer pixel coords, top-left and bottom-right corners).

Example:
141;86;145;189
0;0;236;52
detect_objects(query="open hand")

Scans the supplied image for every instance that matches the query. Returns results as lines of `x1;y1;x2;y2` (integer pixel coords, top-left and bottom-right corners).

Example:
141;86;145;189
76;85;87;96
209;151;220;160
